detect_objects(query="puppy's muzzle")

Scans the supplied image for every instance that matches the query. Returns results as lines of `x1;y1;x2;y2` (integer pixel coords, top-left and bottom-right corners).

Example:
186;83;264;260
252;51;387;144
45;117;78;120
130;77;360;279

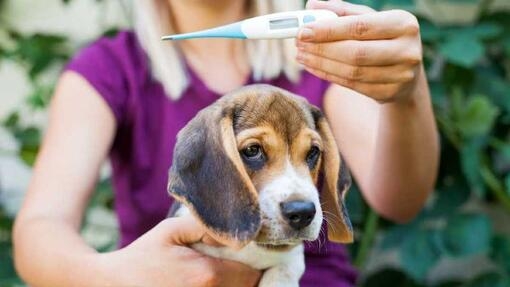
280;200;316;230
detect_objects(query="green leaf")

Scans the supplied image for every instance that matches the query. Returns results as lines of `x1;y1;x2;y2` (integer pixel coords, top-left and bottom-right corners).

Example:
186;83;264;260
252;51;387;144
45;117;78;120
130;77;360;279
439;33;484;67
433;281;463;287
453;94;499;139
489;235;510;275
420;20;443;42
345;184;366;225
13;126;41;166
426;180;470;218
362;268;424;287
19;146;39;166
490;138;510;174
347;0;384;10
442;0;479;3
89;178;114;209
460;139;486;197
505;175;510;197
441;213;492;257
2;112;19;131
464;273;510;287
383;0;415;11
502;36;510;57
0;242;17;280
12;33;69;79
429;82;448;108
474;72;510;115
13;126;41;149
26;85;53;110
0;206;14;230
102;28;120;38
400;229;442;281
472;22;503;40
380;223;419;250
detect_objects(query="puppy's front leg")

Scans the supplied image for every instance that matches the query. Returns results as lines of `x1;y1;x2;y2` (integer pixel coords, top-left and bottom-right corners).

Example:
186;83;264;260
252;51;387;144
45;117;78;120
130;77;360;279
258;249;305;287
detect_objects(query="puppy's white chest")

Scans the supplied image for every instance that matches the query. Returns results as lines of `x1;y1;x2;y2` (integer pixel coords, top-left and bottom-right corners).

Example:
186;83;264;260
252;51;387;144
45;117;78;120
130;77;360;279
192;242;303;270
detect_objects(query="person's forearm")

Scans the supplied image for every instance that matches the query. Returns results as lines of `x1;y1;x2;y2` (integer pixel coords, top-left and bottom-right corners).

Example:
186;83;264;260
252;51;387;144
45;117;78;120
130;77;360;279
13;216;114;287
364;65;439;222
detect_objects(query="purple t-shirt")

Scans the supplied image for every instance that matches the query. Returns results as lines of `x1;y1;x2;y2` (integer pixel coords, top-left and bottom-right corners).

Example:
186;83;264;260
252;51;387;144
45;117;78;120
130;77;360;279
66;31;357;286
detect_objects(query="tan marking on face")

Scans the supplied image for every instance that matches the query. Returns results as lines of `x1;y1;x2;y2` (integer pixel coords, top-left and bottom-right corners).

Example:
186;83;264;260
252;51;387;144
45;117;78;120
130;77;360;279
236;126;287;191
237;127;272;146
220;116;257;199
289;127;323;184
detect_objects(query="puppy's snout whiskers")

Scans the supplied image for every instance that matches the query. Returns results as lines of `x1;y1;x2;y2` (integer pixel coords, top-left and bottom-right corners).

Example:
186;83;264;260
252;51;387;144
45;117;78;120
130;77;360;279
318;225;326;250
321;209;343;226
320;201;344;230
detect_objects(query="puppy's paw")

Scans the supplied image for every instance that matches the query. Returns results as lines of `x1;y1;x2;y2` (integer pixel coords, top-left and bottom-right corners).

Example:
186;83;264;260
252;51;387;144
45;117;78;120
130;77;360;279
258;279;299;287
258;265;301;287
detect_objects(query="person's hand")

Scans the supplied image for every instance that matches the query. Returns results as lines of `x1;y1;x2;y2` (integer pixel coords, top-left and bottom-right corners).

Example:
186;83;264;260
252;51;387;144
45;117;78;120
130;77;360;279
96;216;261;287
296;0;423;103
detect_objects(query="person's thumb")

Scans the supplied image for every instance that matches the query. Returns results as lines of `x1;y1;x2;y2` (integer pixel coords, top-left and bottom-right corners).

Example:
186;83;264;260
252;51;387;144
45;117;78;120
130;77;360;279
157;216;207;246
306;0;374;16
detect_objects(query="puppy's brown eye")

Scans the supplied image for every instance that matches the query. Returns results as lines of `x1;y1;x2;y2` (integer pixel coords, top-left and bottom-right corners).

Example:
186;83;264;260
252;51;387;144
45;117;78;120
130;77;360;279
242;144;262;159
306;146;321;169
241;144;265;170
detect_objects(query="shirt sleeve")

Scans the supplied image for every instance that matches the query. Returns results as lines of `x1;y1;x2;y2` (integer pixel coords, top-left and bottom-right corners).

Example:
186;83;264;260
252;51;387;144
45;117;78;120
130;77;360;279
64;34;130;124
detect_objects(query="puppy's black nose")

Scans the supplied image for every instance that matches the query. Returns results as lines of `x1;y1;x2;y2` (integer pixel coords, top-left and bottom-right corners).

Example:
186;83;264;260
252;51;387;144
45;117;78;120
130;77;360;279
280;200;316;230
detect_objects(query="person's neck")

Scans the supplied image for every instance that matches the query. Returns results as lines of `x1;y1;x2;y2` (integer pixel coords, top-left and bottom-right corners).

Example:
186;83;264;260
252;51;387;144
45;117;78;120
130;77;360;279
167;0;251;94
168;0;248;35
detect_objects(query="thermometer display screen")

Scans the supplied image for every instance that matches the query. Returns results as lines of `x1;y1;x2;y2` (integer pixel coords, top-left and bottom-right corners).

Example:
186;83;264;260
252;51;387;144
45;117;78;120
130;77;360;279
269;17;299;30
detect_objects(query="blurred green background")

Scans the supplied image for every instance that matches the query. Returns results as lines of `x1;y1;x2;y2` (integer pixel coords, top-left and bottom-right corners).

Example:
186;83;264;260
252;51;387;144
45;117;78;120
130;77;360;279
1;0;510;286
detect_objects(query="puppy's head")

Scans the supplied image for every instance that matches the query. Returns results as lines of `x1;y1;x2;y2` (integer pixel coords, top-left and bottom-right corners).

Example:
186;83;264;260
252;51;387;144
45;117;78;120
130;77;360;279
168;84;353;248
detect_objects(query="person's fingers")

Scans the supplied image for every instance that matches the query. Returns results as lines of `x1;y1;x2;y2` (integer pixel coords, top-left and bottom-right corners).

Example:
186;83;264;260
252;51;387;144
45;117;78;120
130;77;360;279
200;233;224;247
156;216;207;246
304;66;406;102
306;0;375;15
296;52;417;84
156;216;226;248
298;10;419;42
297;39;421;66
216;259;262;287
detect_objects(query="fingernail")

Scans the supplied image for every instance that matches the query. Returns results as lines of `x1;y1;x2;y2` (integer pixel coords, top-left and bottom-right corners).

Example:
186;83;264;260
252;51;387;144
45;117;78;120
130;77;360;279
299;28;314;41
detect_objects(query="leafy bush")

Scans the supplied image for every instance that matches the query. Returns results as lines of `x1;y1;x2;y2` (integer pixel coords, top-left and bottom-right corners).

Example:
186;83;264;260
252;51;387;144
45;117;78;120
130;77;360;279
346;0;510;286
0;0;118;285
1;0;509;286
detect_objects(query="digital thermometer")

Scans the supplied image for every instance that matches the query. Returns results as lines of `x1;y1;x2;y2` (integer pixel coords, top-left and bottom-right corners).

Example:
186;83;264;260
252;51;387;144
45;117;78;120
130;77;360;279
161;9;337;41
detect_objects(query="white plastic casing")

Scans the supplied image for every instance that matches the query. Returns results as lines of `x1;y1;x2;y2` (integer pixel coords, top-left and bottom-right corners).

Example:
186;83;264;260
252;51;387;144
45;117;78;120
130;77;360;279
241;9;337;39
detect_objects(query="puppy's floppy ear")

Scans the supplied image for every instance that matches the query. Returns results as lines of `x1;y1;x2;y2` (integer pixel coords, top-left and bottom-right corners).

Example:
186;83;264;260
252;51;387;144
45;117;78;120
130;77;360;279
311;107;354;243
168;103;260;248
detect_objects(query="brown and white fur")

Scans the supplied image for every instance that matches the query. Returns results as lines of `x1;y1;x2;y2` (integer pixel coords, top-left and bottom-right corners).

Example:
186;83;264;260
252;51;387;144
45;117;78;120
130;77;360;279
167;84;353;287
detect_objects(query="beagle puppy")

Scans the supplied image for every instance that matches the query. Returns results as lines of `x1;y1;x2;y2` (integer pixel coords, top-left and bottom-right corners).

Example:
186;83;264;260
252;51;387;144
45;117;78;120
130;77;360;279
167;84;353;287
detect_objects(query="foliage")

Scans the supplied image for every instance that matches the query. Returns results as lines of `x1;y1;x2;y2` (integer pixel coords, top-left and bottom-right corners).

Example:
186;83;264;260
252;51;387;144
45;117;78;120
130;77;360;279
0;0;117;285
1;0;510;286
345;0;510;286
